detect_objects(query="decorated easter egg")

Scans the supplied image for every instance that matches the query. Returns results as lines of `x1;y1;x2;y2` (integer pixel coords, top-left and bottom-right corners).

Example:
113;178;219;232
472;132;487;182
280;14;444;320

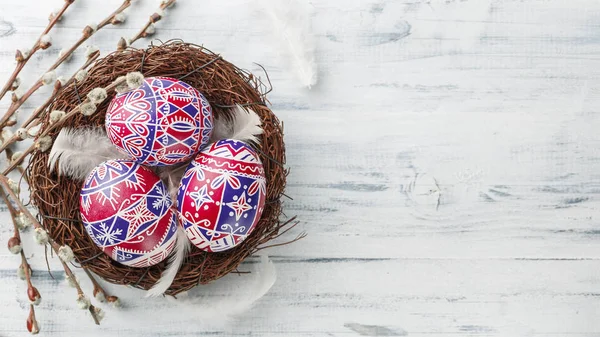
105;76;213;166
80;160;178;267
177;139;266;252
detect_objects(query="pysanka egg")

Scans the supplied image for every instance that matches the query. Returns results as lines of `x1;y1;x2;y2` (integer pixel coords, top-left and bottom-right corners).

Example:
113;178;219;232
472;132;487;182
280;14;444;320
80;160;178;267
177;139;266;252
105;76;213;166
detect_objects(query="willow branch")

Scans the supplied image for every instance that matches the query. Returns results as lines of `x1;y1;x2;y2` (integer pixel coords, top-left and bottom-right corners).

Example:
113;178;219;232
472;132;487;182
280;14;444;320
121;0;177;49
2;77;126;175
0;0;132;130
0;0;74;101
0;175;102;325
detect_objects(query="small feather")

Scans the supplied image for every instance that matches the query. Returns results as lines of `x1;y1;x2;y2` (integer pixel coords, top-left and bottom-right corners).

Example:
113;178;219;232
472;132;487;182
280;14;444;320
165;255;277;325
212;105;263;144
146;226;191;297
48;127;125;180
155;163;188;201
259;0;318;88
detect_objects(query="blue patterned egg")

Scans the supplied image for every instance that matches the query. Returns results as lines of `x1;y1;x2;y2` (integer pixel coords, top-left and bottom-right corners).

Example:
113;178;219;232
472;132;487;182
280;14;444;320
177;139;266;252
105;77;213;166
80;160;178;267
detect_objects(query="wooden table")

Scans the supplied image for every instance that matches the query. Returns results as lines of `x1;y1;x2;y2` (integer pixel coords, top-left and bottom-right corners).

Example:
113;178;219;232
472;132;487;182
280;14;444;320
0;0;598;335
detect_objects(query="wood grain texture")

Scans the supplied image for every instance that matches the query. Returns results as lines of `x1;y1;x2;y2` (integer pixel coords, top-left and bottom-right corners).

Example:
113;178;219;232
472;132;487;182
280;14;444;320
0;0;599;336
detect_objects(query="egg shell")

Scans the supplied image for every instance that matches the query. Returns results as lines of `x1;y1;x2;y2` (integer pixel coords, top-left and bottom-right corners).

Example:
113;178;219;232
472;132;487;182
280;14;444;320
105;76;213;166
177;139;266;252
80;160;177;267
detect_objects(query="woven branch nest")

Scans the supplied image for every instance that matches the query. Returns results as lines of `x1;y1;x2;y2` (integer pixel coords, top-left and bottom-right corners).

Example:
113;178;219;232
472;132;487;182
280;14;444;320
28;40;288;295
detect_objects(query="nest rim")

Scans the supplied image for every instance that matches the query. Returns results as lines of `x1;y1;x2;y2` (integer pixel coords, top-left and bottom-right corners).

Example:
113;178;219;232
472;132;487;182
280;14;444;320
28;40;288;295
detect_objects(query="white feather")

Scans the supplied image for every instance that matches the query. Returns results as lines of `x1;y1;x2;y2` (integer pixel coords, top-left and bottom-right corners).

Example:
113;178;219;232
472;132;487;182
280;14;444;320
211;105;263;144
146;226;191;297
259;0;318;88
165;255;277;325
155;163;188;201
48;127;125;180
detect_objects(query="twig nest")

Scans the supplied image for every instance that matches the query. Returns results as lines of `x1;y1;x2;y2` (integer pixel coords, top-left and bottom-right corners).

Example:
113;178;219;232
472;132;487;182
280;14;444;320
29;41;288;295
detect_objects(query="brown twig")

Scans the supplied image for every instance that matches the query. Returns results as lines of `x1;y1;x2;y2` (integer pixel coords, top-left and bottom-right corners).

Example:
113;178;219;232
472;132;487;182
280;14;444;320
0;52;101;155
0;175;102;325
0;186;42;332
0;0;74;101
83;267;119;305
3;77;126;175
0;0;132;130
123;0;177;49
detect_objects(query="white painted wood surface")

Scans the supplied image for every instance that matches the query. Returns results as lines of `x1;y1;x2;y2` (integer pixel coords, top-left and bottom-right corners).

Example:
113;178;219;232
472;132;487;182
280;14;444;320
0;0;599;335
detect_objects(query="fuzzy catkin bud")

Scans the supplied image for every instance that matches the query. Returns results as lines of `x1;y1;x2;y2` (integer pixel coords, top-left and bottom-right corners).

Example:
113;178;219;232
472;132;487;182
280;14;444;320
27;125;41;138
112;12;126;25
75;69;88;82
108;296;121;308
10;77;20;90
27;305;40;334
65;274;79;288
114;76;129;93
15;49;27;62
50;110;66;123
58;245;74;263
15;212;30;231
8;177;20;193
144;23;156;36
59;48;72;62
94;307;105;323
36;136;52;152
80;102;97;116
2;129;14;144
85;45;99;58
49;9;63;22
94;289;106;303
34;228;49;245
87;88;107;104
16;128;28;140
28;286;41;305
11;89;23;103
39;35;52;49
8;236;22;254
117;37;128;51
126;72;144;89
83;23;97;37
76;295;91;310
42;71;57;86
5;115;17;127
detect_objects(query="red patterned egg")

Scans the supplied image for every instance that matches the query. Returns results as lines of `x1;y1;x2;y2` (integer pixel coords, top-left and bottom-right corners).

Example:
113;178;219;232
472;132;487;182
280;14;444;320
80;160;178;267
177;139;266;252
105;76;213;166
